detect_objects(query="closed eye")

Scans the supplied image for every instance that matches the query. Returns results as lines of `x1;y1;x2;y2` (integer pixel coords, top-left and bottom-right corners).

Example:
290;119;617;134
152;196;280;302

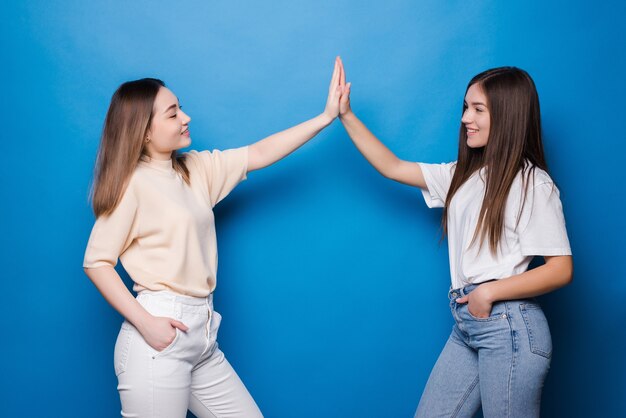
170;105;182;118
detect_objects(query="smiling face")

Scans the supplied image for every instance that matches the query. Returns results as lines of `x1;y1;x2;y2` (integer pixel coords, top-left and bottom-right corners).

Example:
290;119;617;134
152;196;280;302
462;83;491;148
145;87;191;160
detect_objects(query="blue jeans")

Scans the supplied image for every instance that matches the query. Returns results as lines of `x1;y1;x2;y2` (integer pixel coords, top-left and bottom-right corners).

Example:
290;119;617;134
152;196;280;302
415;284;552;418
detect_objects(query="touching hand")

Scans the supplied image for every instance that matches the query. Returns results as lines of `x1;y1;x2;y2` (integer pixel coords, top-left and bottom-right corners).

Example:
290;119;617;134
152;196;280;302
323;57;342;121
139;315;188;352
338;56;352;117
456;285;494;319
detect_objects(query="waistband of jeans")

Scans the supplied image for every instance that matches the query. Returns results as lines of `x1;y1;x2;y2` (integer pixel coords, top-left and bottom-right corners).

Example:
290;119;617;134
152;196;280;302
448;280;496;300
137;289;211;306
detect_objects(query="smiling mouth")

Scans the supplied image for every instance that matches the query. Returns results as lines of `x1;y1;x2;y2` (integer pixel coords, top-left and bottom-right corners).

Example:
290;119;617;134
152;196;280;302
182;128;189;135
467;128;478;134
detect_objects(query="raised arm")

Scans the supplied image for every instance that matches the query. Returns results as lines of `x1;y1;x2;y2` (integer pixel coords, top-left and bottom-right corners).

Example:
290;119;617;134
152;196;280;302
247;57;342;172
337;58;426;189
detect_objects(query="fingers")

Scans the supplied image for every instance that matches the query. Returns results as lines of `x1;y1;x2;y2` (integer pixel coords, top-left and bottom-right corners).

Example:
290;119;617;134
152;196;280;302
337;56;350;105
469;307;489;319
339;56;346;87
342;82;351;99
329;57;340;91
468;308;482;318
455;295;469;304
338;58;344;89
170;319;189;332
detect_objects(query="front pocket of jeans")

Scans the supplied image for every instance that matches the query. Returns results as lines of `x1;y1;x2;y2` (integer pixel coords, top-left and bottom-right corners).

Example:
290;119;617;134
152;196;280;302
464;302;508;322
114;322;134;376
520;303;552;359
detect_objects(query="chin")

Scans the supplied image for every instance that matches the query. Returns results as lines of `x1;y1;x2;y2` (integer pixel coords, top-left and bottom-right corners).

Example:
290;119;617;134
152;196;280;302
466;138;487;149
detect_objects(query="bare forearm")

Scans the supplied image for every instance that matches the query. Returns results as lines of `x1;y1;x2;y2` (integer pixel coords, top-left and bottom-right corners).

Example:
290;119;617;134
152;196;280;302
339;111;400;178
483;256;573;302
247;113;333;172
84;266;151;330
339;111;425;187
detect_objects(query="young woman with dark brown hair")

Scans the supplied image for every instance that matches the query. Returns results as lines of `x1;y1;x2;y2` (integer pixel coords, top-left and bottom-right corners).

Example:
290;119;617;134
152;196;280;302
336;59;573;417
83;58;344;417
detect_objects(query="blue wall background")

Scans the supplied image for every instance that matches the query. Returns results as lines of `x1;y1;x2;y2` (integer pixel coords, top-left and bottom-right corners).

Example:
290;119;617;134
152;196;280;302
2;1;624;416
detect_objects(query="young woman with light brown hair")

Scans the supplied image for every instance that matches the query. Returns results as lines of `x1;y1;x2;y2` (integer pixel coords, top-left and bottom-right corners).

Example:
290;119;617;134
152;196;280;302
83;58;344;417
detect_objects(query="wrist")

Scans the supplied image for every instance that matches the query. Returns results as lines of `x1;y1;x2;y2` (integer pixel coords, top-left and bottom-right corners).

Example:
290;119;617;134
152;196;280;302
319;112;335;127
480;281;498;303
339;110;355;122
133;310;153;334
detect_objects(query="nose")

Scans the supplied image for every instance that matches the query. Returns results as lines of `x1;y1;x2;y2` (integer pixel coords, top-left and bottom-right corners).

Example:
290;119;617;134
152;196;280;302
181;109;191;124
461;109;471;125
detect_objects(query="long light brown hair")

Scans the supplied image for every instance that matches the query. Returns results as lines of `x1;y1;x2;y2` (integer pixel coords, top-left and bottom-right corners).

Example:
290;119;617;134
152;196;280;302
442;67;548;254
91;78;190;217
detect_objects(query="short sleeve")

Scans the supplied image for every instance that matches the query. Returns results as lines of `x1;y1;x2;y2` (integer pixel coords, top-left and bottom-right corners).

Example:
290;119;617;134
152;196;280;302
83;184;139;268
187;147;248;207
518;182;571;256
418;162;456;208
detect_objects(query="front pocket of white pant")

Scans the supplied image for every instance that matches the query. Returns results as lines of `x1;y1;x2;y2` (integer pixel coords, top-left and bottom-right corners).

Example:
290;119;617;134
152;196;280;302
114;322;134;376
151;328;181;359
210;310;222;342
520;303;552;359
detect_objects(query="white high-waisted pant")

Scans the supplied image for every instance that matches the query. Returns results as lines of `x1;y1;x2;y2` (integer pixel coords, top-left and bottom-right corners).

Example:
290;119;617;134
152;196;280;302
113;290;263;417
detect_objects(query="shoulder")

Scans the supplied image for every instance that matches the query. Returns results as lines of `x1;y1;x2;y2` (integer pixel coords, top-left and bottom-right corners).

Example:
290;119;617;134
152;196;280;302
184;147;248;169
118;169;144;208
182;149;218;174
418;160;457;174
514;165;562;209
184;149;202;159
515;163;555;191
182;149;202;169
530;166;554;188
127;163;153;189
183;149;222;164
183;149;204;165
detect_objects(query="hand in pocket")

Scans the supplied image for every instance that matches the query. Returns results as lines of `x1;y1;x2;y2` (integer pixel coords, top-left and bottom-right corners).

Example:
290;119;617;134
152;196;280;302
456;285;494;319
138;315;188;352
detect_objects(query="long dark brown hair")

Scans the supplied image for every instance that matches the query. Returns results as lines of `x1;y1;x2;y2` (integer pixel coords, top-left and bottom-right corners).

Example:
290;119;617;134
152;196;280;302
91;78;190;217
442;67;548;254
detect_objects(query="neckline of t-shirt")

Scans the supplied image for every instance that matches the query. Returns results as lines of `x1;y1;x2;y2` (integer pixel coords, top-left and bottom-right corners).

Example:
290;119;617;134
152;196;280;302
139;157;174;173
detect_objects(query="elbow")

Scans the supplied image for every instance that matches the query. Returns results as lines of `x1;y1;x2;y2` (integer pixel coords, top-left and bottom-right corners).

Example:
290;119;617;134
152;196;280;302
83;265;107;282
545;255;573;289
560;256;574;287
563;264;574;286
381;169;396;181
382;162;402;182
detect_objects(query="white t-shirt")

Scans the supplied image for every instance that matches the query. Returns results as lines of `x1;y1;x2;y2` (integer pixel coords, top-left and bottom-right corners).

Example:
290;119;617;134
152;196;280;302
419;162;571;290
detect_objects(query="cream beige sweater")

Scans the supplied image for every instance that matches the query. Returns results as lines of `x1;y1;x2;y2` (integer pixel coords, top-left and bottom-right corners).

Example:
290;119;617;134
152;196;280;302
83;147;248;297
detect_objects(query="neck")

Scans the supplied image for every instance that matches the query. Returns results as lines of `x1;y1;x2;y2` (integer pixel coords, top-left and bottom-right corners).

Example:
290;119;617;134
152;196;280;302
146;151;172;161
